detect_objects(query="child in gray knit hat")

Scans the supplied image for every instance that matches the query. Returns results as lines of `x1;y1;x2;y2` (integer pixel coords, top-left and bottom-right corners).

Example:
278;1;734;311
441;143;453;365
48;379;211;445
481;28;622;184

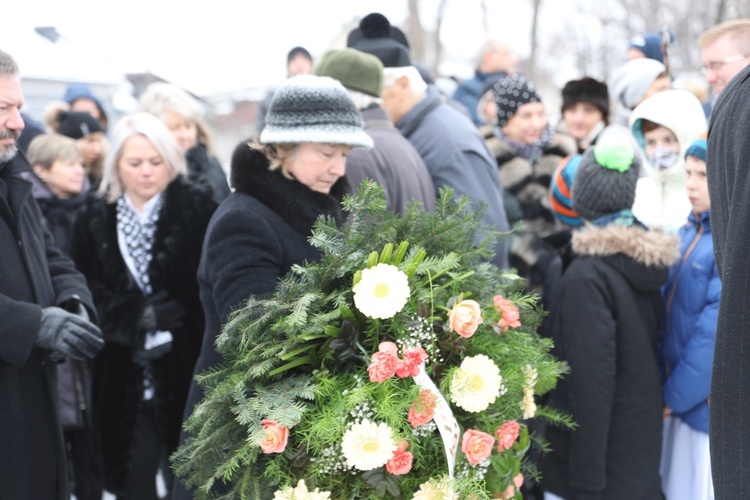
541;134;679;500
572;135;640;224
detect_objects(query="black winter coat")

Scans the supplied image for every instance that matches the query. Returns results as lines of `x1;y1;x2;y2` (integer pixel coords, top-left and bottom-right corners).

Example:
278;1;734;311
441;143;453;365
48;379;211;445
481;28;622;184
24;171;95;429
186;142;230;205
70;176;216;494
540;224;678;500
0;153;95;500
182;142;348;415
706;62;750;498
174;144;348;499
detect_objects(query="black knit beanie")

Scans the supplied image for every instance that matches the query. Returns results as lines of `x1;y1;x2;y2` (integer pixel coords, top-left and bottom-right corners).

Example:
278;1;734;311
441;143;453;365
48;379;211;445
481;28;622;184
57;111;102;140
347;12;411;68
572;136;640;221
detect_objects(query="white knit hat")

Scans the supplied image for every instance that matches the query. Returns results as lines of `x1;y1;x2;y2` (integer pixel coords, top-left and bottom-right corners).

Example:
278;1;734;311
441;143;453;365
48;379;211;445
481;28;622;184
609;58;666;110
260;75;373;148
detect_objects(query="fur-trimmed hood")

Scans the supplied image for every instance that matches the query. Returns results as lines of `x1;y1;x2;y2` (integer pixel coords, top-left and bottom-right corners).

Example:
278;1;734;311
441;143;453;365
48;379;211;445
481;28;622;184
573;223;679;293
229;141;349;235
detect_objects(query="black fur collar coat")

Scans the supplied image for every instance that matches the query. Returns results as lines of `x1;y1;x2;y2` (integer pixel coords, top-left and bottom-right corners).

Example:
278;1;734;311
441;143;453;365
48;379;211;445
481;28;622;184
70;176;217;494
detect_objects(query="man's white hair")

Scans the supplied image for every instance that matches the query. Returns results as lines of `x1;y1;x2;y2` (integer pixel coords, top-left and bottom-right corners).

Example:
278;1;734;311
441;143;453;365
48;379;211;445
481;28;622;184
383;66;428;95
346;89;383;110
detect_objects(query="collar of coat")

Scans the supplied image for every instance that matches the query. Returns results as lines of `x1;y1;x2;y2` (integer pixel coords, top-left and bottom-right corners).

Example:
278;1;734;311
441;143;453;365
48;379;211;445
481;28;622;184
229;141;349;235
572;223;679;268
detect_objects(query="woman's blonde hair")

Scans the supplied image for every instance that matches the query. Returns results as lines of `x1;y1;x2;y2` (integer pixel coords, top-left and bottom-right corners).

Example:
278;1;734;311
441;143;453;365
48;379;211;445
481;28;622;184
249;140;299;179
97;112;186;203
27;134;81;169
139;82;213;152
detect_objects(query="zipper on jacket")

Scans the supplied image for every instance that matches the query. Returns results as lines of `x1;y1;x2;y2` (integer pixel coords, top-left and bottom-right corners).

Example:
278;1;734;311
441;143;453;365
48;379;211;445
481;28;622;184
663;217;703;378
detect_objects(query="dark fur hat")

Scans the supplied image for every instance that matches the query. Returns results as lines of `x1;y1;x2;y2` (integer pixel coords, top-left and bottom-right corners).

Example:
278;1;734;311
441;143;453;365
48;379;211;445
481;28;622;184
561;77;610;124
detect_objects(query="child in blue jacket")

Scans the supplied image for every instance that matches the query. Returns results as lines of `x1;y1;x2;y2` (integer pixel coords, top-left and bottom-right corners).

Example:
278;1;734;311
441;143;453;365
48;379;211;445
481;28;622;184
659;135;719;500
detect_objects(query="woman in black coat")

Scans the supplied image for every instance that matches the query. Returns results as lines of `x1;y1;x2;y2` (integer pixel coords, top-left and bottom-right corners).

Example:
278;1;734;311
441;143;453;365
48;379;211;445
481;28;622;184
173;75;373;499
71;113;217;499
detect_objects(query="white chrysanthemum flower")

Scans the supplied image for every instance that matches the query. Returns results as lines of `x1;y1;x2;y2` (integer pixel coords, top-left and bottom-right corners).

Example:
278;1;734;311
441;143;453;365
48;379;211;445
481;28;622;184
341;419;397;471
273;479;331;499
413;477;455;499
352;264;410;319
450;354;503;413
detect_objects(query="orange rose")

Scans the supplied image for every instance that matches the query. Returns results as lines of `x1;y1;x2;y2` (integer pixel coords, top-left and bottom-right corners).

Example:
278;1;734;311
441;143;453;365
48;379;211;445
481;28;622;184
493;295;521;332
260;419;288;453
461;428;494;466
448;300;483;338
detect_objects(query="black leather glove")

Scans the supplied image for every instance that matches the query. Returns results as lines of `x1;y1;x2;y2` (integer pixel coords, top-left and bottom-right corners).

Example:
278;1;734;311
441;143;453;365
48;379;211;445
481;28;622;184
36;307;104;360
140;291;186;333
51;301;93;363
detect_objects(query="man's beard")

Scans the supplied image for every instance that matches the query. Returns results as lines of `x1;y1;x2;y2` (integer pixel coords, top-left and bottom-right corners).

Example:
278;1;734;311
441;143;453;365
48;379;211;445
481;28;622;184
0;129;20;163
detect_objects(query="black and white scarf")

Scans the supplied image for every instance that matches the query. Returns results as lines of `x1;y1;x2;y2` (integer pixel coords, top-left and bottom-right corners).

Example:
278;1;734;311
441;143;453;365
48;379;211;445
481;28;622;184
116;195;163;296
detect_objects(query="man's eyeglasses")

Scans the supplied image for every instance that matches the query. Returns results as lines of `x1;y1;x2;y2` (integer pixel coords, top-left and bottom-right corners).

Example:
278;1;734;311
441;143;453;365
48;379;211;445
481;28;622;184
702;54;750;74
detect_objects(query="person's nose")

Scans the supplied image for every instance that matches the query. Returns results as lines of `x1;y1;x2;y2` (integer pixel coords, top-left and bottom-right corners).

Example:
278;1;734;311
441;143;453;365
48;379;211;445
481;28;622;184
8;108;25;131
330;154;346;177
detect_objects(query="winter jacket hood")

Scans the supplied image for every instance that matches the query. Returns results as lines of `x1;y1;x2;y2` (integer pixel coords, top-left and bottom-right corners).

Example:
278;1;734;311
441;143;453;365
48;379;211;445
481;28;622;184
629;91;705;231
573;223;680;293
629;90;707;183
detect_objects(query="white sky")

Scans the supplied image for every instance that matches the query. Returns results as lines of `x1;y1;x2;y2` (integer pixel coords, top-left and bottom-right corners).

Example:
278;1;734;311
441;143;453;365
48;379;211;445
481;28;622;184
4;0;552;96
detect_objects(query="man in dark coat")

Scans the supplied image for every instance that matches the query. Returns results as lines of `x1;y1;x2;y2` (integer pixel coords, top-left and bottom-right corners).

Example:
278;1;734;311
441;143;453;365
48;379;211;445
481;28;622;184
706;60;750;499
349;14;510;270
0;49;103;500
315;47;436;215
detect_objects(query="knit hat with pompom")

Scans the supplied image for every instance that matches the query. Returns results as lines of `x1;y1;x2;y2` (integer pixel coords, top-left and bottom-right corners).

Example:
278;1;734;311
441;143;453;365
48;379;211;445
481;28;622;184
572;135;640;221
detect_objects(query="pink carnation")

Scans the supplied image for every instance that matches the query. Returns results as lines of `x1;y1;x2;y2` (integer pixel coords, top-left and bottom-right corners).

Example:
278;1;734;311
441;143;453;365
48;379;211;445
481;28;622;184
495;421;520;452
386;450;413;475
408;389;436;428
461;429;495;466
368;342;400;383
493;295;521;331
396;346;428;378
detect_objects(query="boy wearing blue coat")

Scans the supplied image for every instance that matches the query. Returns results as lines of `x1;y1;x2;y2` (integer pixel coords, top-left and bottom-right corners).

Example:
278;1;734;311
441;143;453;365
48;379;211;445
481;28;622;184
659;135;719;500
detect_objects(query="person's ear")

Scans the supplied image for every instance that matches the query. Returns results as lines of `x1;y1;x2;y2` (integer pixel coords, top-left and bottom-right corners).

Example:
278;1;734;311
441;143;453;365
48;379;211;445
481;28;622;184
33;164;48;181
395;75;410;93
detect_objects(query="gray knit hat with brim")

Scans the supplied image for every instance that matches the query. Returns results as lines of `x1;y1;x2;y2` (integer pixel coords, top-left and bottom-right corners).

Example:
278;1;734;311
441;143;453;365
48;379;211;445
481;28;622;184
572;135;640;221
260;75;373;148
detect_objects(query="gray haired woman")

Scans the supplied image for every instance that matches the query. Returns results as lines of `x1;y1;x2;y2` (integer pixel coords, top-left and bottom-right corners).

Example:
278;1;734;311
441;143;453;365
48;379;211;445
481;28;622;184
174;74;372;499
